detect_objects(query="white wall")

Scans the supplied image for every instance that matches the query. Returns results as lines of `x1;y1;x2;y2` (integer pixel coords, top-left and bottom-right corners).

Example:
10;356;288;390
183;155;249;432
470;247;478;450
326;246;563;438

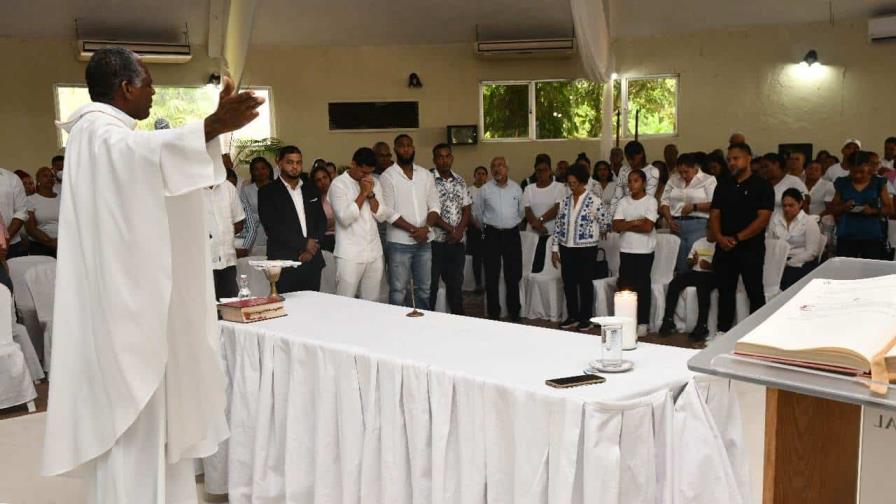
2;19;895;180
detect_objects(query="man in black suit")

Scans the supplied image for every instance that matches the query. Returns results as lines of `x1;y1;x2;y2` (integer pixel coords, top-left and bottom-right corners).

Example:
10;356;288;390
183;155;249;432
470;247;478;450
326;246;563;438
259;145;326;293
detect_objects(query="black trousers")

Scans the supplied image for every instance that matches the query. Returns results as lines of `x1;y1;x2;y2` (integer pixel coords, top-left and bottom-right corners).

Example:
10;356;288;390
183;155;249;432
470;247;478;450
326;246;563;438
430;241;466;315
466;227;484;288
836;238;886;260
559;245;596;323
29;241;57;258
213;265;238;300
663;270;715;327
277;263;323;294
6;240;27;259
320;234;336;253
531;234;550;274
780;262;816;291
484;226;522;319
714;245;765;332
618;252;654;325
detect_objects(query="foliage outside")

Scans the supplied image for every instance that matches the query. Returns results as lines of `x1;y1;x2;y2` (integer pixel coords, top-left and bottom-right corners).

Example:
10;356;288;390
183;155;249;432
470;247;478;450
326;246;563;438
482;77;675;140
55;85;273;161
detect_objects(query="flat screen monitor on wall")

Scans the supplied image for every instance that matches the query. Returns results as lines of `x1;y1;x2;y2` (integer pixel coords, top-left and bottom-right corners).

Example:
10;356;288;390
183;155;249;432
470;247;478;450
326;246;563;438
328;101;419;130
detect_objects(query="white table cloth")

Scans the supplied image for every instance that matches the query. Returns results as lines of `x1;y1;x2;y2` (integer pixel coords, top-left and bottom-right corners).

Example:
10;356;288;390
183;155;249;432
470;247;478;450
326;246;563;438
210;292;748;504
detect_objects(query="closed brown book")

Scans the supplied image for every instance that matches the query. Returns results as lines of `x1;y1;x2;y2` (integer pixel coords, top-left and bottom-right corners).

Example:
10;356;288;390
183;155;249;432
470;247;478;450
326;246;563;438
218;295;287;323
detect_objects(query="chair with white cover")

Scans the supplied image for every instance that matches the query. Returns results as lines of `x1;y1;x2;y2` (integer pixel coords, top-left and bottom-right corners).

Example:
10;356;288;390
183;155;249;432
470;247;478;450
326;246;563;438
734;238;790;322
7;256;55;362
24;262;56;371
236;255;270;297
482;231;540;318
0;284;36;411
648;233;681;331
592;233;621;317
524;235;566;321
320;250;338;294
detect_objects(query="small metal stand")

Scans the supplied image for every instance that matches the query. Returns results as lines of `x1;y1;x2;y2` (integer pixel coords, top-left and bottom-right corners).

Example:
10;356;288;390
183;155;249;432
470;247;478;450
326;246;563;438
406;279;424;318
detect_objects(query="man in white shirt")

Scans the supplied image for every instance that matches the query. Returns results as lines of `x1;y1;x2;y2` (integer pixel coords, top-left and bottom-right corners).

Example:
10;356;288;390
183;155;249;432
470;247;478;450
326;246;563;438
380;134;441;309
205;176;245;299
762;152;808;213
822;138;861;182
474;156;525;321
0;167;29;258
330;147;395;301
51;155;64;195
883;137;896;170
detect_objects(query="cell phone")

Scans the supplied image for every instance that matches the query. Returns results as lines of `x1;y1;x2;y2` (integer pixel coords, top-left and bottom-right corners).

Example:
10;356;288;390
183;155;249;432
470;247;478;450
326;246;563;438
545;374;606;389
849;205;866;213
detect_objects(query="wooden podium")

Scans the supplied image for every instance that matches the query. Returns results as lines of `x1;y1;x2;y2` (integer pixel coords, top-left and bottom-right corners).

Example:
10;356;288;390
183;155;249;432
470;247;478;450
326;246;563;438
689;258;896;504
763;389;861;503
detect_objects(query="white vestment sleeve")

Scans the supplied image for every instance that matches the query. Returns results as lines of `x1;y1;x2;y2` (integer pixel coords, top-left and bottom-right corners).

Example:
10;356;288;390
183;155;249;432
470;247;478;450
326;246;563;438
159;121;226;197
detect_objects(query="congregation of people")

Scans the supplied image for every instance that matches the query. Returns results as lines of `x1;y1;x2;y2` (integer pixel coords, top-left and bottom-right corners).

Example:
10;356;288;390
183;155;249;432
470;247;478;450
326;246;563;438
4;133;896;343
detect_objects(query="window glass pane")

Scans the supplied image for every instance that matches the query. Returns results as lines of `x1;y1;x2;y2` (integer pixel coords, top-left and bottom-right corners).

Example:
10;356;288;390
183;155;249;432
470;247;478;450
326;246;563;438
481;83;529;139
55;85;273;146
625;77;677;136
535;80;603;139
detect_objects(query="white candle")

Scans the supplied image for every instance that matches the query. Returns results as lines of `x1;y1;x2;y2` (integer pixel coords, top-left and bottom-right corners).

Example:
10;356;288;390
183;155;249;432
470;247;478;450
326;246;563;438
614;290;638;349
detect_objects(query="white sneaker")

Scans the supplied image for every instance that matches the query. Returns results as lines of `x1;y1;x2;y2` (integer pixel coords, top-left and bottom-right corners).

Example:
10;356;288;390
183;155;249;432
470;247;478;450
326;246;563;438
637;324;648;337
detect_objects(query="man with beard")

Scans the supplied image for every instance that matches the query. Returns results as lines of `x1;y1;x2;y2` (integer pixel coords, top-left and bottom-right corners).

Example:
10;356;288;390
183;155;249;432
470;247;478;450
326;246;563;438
258;145;327;292
380;134;440;308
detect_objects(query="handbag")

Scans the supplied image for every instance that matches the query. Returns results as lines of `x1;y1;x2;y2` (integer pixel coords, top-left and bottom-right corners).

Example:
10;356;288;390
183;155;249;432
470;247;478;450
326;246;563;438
593;247;610;279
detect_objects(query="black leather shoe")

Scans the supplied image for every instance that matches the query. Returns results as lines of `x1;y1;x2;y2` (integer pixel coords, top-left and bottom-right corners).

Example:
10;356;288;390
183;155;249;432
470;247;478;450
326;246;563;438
559;318;578;329
689;324;709;341
658;318;676;336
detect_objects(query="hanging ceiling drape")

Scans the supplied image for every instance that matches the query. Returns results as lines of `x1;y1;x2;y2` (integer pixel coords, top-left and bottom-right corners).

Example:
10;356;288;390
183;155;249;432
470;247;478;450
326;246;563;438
570;0;616;157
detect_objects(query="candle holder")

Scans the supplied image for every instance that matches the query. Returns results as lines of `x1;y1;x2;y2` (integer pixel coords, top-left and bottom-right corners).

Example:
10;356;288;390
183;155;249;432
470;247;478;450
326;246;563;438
248;260;301;297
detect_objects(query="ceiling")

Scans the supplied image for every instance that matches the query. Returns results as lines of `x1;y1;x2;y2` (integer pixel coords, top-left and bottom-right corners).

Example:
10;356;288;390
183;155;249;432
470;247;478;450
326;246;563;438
3;0;896;46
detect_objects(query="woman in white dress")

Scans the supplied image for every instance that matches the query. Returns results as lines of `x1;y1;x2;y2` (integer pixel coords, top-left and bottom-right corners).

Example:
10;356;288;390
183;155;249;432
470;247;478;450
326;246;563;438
767;188;822;290
25;166;60;257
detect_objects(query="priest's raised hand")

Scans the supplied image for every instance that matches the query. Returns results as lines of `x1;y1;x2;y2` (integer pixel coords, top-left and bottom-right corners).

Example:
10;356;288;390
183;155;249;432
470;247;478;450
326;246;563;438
204;75;266;142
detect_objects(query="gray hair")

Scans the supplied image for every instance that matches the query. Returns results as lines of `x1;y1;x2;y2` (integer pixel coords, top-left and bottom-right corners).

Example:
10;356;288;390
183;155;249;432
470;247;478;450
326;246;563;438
85;47;146;103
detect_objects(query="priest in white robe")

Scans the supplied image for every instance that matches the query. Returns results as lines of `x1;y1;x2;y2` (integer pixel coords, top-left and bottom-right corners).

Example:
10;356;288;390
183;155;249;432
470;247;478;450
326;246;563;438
41;47;264;503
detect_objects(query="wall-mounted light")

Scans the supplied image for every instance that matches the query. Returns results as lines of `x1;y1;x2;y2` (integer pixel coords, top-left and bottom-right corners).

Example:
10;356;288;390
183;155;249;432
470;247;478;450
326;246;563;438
801;50;819;67
207;73;222;86
408;73;423;88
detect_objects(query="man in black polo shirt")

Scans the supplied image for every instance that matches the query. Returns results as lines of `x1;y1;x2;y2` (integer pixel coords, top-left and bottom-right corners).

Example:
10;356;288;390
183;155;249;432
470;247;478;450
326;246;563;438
709;142;774;333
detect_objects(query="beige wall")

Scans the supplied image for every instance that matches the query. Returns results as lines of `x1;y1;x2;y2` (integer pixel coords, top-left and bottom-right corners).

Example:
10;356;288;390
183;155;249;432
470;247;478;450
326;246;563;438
2;19;895;180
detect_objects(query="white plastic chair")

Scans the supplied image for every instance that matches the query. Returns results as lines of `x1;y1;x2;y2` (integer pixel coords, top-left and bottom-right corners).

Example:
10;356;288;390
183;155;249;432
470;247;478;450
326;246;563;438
482;231;539;318
462;255;477;292
320;250;338;294
7;256;55;363
734;239;790;322
524;235;567;321
24;262;56;371
0;284;36;411
236;255;270;297
648;233;681;331
592;233;621;317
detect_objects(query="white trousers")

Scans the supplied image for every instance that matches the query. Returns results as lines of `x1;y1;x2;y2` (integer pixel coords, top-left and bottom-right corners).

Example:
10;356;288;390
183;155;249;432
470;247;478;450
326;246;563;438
87;380;197;504
335;257;384;301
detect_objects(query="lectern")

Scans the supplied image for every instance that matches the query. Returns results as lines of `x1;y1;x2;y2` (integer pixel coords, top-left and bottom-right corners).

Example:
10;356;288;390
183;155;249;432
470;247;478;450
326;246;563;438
689;258;896;503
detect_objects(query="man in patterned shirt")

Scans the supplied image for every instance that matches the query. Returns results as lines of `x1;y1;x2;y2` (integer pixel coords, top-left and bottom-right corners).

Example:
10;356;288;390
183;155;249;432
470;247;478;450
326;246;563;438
429;143;471;314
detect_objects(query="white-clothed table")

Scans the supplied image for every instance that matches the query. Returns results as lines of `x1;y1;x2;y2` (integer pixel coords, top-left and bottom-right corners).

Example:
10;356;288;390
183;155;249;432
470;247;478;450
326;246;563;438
209;292;749;504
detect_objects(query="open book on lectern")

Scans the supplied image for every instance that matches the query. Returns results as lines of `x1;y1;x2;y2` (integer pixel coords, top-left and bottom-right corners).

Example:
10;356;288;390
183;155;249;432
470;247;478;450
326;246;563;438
734;274;896;382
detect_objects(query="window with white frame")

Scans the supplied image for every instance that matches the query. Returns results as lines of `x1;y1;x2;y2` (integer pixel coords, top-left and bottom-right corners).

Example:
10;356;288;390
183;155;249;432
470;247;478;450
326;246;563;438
54;84;274;147
479;75;677;141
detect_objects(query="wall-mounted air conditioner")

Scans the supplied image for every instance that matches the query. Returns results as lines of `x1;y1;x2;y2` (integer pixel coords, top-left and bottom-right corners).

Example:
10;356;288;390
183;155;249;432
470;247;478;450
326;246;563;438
76;40;192;63
869;15;896;43
474;37;576;58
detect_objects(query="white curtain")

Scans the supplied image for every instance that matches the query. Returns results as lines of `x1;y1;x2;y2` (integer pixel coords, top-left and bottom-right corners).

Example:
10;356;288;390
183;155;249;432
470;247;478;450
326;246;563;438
570;0;616;158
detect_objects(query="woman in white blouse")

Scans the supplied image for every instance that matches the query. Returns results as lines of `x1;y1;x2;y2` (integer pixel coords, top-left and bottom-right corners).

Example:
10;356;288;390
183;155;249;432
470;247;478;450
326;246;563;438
25;166;60;257
767;188;822;290
659;153;717;273
523;154;566;273
591;160;616;205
